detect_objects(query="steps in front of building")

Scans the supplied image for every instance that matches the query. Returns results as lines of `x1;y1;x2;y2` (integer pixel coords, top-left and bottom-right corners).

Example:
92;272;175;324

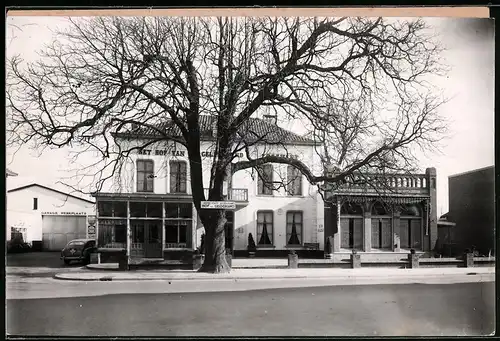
128;258;194;270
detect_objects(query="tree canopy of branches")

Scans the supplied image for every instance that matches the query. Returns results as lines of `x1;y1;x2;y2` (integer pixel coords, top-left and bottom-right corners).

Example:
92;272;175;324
7;16;448;273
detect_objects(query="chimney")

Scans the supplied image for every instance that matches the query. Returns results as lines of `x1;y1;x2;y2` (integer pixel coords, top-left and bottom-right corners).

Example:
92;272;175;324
263;114;277;125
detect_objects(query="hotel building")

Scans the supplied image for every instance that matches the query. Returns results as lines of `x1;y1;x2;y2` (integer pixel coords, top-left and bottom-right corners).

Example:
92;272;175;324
93;115;438;265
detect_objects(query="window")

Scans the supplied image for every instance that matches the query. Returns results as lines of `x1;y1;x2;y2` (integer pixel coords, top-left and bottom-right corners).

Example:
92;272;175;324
137;160;154;192
129;202;163;218
256;211;273;245
97;219;127;248
10;227;26;242
257;164;273;195
170;161;187;193
340;202;363;250
97;201;127;217
286;211;302;245
33;198;38;210
165;220;188;246
286;166;302;196
164;203;192;248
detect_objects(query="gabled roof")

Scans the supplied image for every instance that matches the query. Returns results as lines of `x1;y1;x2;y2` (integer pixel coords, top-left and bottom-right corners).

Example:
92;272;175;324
113;115;317;146
7;183;95;204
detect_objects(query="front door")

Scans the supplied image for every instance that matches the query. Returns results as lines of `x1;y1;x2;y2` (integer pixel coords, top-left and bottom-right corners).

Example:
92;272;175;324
144;221;163;258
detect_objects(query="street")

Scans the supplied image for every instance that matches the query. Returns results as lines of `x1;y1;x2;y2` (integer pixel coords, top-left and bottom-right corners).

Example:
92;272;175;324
7;280;495;336
6;253;496;336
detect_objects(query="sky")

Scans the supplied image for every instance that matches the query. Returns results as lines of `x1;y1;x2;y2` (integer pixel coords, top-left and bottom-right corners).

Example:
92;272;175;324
5;15;495;215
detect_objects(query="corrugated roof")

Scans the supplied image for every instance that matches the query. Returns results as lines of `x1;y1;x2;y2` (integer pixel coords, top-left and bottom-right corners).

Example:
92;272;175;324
114;115;316;145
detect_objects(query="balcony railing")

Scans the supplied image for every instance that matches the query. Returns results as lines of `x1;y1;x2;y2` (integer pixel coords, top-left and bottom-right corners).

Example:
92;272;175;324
203;188;248;202
325;173;430;196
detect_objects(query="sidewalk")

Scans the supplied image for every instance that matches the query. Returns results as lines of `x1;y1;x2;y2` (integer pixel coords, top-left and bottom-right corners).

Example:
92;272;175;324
54;266;495;282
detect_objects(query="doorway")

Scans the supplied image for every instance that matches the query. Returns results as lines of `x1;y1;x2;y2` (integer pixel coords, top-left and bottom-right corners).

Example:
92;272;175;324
144;220;163;258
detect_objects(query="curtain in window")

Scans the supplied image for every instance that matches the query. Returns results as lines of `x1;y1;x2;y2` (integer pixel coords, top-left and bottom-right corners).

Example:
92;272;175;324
257;212;273;245
286;212;302;245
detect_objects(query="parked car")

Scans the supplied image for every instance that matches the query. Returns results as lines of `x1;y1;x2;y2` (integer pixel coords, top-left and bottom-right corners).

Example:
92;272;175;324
61;239;97;265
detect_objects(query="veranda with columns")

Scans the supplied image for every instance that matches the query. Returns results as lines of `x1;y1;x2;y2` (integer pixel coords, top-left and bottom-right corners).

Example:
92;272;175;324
324;167;438;254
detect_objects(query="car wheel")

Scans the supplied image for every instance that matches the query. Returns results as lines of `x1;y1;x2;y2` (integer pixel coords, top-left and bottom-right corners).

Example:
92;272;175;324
83;255;91;265
64;259;71;265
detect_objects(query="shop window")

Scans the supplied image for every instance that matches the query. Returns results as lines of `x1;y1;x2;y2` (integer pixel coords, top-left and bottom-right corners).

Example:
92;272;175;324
170;161;187;193
165;220;189;247
130;202;147;217
97;201;113;217
146;202;163;218
286;166;302;196
165;203;192;219
256;211;273;245
114;202;128;217
286;211;302;245
98;201;127;217
137;159;154;192
97;219;127;248
257;164;273;195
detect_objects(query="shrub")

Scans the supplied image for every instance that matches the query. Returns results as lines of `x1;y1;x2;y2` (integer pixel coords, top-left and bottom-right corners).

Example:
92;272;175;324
247;233;256;251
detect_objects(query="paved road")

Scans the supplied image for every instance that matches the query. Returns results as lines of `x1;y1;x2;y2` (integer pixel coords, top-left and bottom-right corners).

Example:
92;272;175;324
7;282;495;337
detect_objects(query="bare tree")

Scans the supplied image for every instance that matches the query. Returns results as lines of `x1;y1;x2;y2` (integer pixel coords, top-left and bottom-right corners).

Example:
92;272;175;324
6;16;448;273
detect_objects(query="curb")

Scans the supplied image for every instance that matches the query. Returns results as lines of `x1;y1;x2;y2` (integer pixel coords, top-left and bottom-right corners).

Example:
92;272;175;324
53;272;494;282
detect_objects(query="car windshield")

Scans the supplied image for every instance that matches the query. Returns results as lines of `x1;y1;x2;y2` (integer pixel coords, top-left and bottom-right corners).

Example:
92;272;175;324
68;241;85;246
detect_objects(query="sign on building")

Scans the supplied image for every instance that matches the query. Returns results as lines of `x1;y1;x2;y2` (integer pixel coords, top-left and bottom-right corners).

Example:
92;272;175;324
200;201;236;210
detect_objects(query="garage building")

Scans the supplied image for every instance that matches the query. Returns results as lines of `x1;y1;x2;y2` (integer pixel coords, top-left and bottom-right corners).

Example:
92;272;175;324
7;183;96;251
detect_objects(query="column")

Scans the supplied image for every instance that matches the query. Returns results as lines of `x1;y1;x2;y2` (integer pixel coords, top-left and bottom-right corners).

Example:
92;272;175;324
425;167;438;251
333;199;341;252
96;215;100;264
126;201;131;259
393;206;401;252
363;202;372;252
162;202;166;252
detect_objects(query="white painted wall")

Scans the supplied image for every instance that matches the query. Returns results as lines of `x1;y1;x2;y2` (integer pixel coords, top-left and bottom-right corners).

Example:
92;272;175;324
7;186;95;244
114;136;324;251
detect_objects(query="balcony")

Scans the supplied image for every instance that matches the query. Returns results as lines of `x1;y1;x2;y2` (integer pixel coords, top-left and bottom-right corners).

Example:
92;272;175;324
203;188;248;202
325;173;430;198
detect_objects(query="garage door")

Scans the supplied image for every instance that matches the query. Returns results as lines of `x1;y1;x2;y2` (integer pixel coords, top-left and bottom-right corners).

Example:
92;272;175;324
42;215;87;251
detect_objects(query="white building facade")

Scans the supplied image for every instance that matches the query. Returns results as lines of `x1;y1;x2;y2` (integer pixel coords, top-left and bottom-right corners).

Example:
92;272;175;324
94;116;325;263
7;184;96;251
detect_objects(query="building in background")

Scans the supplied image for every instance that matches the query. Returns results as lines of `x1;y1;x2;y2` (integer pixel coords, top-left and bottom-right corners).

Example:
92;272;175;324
7;183;95;251
446;166;495;256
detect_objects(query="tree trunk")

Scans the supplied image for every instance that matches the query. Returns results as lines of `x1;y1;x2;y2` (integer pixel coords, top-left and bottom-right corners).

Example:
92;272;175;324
198;209;230;273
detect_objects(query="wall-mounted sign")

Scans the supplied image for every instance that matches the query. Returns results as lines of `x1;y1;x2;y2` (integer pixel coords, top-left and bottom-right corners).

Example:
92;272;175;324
41;212;87;216
317;224;324;233
138;148;186;157
201;151;243;158
263;153;300;160
201;201;236;210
